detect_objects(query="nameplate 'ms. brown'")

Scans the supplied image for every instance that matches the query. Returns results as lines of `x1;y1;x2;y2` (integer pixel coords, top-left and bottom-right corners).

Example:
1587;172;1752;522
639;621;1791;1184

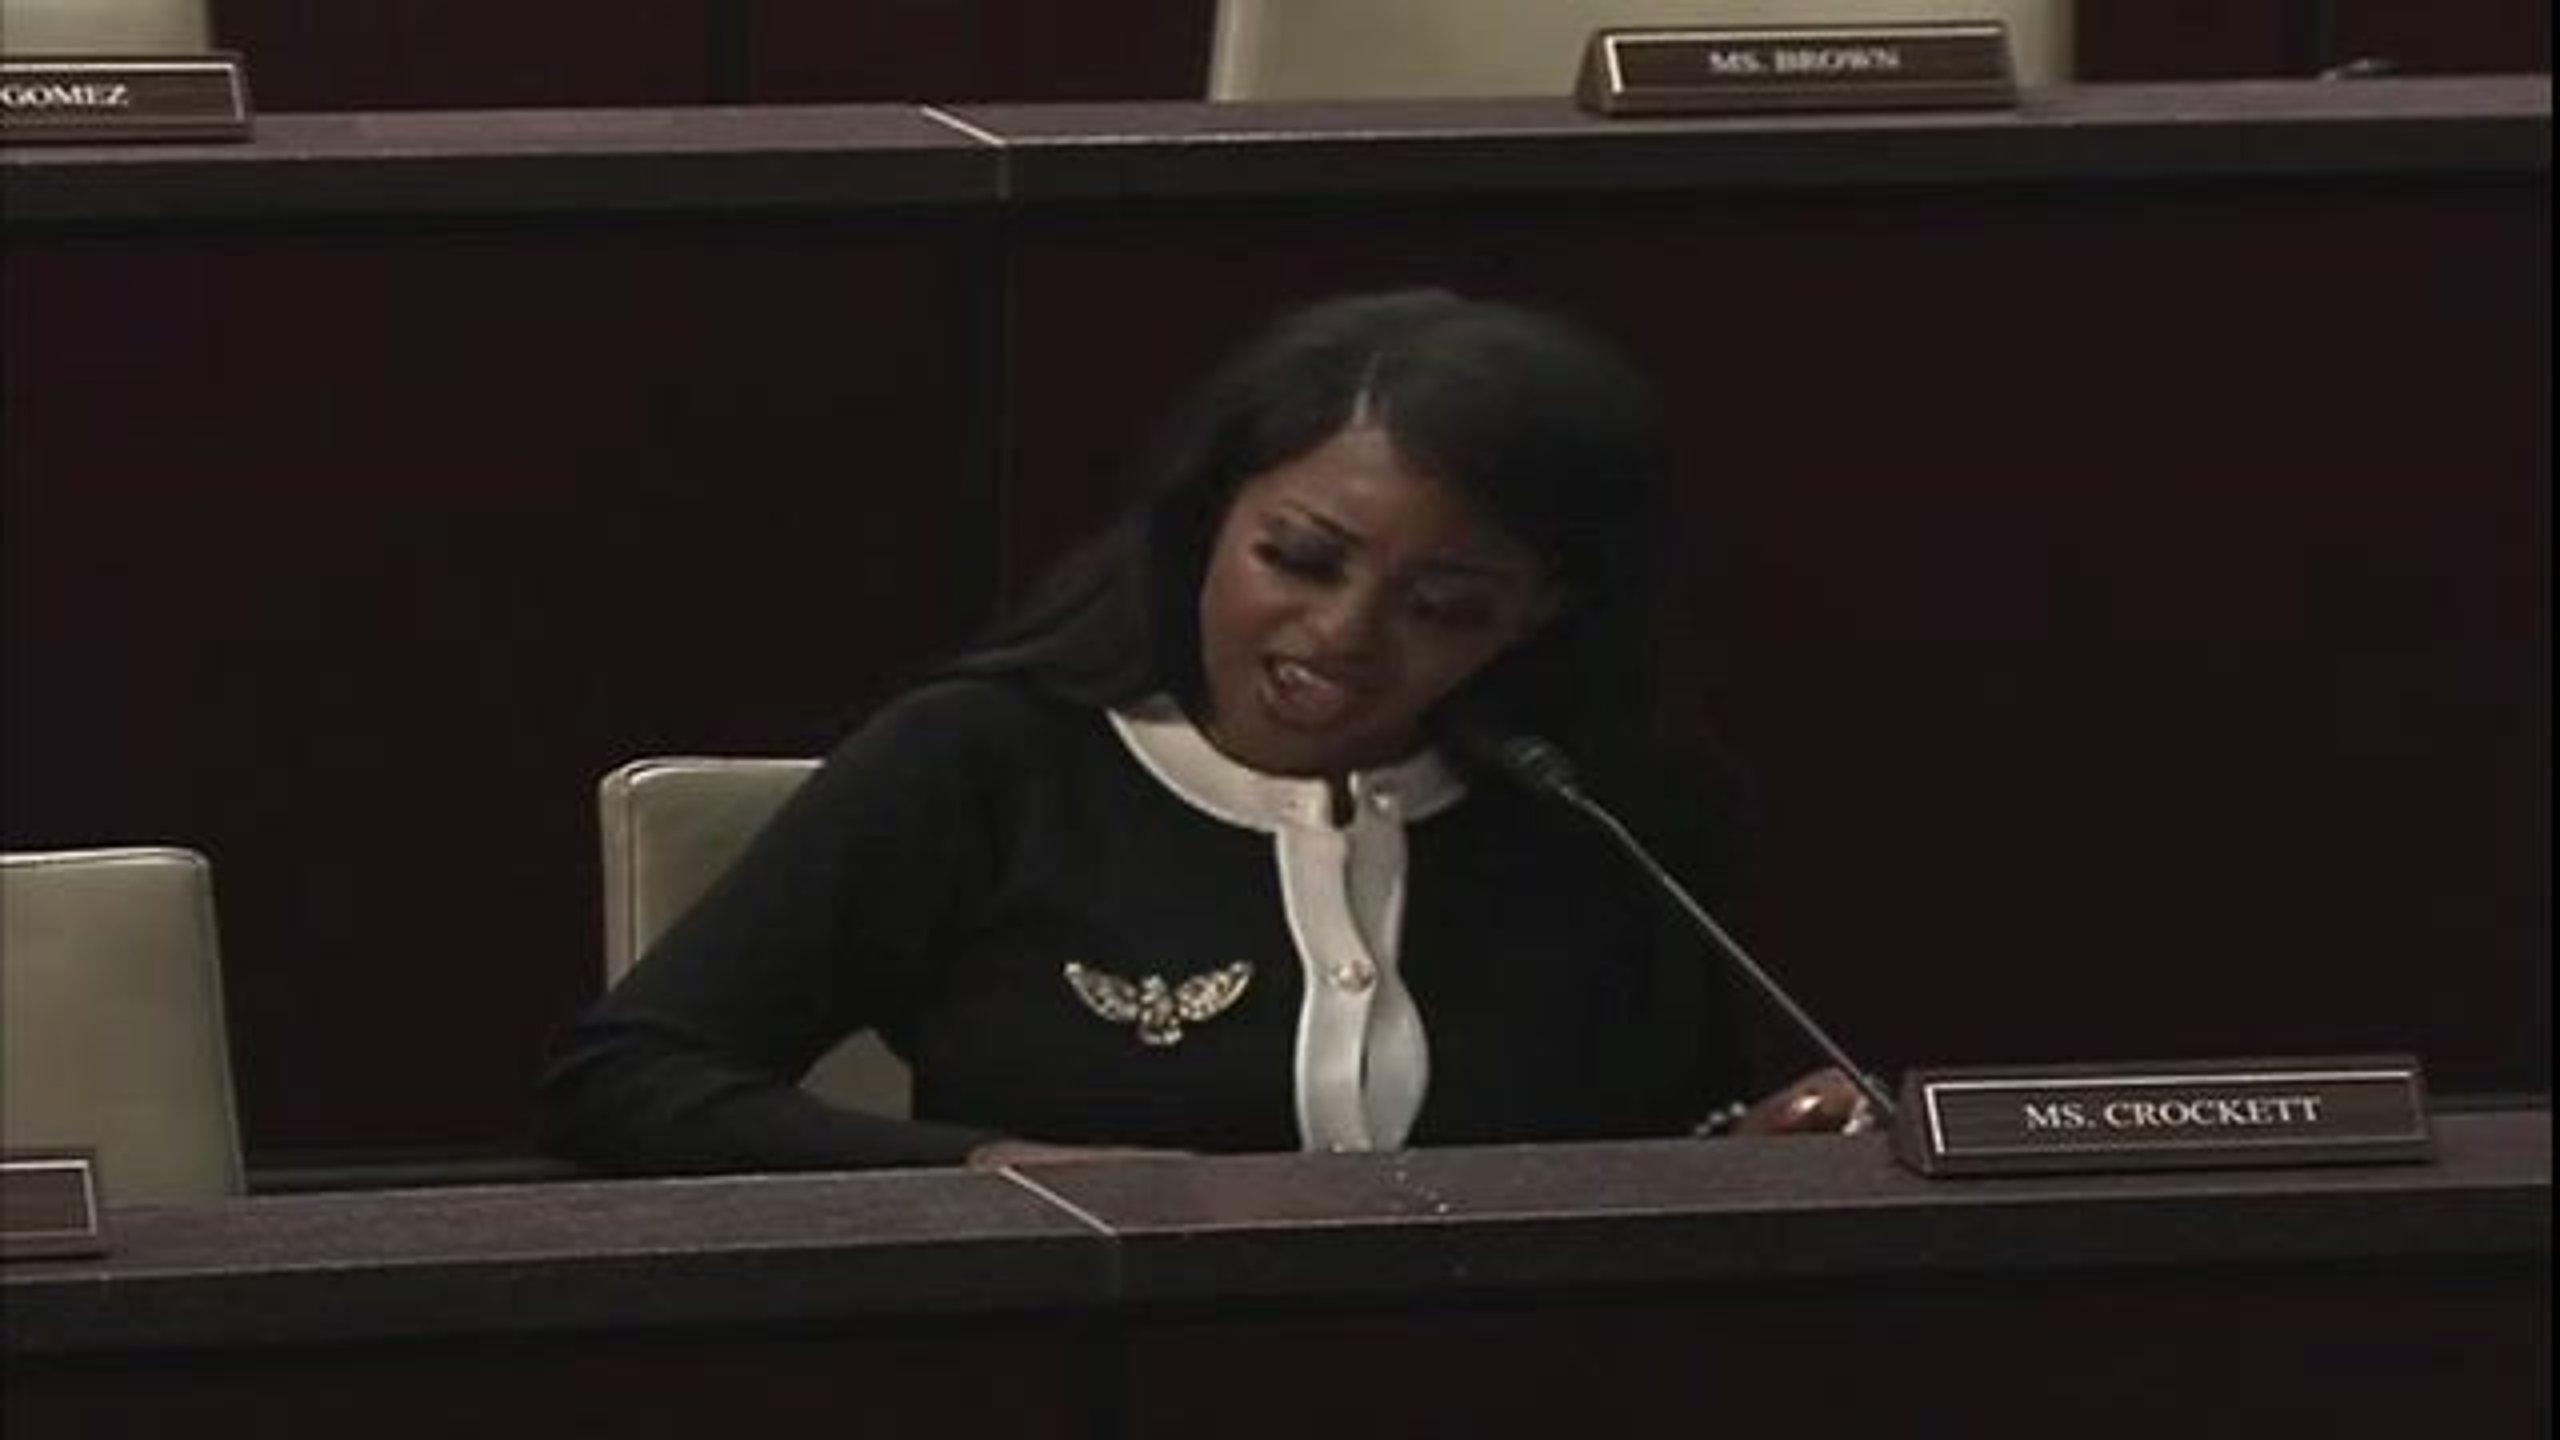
1576;23;2016;118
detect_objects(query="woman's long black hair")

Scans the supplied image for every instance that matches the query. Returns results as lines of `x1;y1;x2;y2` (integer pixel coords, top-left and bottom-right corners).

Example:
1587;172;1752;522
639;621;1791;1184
946;288;1676;796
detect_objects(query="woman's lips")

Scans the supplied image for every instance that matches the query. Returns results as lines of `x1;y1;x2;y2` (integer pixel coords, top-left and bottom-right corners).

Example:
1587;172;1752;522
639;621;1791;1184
1262;656;1364;729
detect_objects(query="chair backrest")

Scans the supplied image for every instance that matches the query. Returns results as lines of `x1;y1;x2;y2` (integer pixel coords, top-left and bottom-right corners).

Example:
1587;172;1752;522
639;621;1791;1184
597;757;913;1118
1209;0;2073;99
0;847;244;1203
0;0;210;52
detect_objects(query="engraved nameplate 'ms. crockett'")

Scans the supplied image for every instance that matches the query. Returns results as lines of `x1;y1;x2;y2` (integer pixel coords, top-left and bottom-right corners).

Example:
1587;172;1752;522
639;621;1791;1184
1890;1056;2434;1177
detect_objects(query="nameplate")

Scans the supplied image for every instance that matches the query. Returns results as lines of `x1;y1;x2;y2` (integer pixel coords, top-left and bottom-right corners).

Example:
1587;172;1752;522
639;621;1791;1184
1575;23;2016;118
1890;1056;2433;1177
0;1150;107;1260
0;54;251;144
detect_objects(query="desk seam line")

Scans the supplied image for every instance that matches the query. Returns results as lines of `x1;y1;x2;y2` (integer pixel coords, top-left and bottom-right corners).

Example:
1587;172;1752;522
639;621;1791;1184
997;1169;1116;1238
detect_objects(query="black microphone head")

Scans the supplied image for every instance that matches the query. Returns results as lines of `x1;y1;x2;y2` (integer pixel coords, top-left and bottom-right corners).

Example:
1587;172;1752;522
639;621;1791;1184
1438;707;1586;802
1492;734;1585;801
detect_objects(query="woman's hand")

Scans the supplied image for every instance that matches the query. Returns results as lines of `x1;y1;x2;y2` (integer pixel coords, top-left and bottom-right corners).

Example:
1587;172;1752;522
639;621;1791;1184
1734;1066;1881;1136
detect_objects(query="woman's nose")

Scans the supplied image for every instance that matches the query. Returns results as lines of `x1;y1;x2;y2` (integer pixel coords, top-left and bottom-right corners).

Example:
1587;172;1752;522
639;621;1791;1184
1305;583;1389;659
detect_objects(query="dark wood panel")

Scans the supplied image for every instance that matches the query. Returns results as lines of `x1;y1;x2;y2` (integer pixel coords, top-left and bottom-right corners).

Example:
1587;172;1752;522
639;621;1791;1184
949;82;2552;201
5;1328;1101;1438
748;0;1213;102
1122;1262;2548;1438
2328;0;2554;76
214;0;733;109
209;0;1213;110
0;214;1005;1154
0;108;997;224
2078;0;2550;80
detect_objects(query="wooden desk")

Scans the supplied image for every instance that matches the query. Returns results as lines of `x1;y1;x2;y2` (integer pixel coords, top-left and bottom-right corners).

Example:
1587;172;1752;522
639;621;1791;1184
5;1110;2547;1437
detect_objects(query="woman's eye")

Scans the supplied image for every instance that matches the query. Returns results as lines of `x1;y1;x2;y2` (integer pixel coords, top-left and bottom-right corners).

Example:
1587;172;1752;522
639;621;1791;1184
1253;540;1341;580
1409;587;1496;631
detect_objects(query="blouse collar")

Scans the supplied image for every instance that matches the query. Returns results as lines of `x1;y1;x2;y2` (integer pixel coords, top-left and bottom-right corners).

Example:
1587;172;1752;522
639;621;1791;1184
1108;695;1466;833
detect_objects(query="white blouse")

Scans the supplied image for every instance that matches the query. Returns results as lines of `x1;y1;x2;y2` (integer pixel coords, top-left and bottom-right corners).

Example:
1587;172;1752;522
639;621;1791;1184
1109;697;1465;1151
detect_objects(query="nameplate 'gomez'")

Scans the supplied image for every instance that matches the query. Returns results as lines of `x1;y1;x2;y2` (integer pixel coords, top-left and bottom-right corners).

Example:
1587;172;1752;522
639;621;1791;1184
0;54;249;143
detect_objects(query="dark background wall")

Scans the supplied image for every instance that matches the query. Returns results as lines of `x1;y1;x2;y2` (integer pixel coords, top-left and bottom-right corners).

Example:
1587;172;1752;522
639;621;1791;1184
991;177;2551;1093
210;0;1220;109
2076;0;2548;81
2;213;1007;1158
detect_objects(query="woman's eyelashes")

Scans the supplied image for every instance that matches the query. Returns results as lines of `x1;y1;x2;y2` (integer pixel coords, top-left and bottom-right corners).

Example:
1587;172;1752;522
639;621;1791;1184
1253;531;1503;633
1404;581;1498;631
1251;534;1344;581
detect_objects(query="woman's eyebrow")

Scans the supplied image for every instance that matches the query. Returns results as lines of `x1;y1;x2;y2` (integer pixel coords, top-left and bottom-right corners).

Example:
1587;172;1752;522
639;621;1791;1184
1271;503;1362;545
1272;502;1530;583
1414;557;1526;586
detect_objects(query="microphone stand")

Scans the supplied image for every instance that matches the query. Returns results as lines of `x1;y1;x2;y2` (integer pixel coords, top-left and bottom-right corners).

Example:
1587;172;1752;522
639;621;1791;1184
1500;736;1898;1121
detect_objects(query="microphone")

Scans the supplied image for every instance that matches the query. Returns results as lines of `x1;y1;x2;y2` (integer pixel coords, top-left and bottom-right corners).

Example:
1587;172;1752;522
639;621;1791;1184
1484;734;1898;1122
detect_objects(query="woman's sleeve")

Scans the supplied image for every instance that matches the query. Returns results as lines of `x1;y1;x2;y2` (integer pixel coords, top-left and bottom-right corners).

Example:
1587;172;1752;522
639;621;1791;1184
535;683;1017;1173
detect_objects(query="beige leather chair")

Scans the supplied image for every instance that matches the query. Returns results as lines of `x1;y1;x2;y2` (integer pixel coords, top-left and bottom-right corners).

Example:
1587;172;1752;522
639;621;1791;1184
598;757;913;1118
0;847;245;1203
1209;0;2073;99
0;0;210;53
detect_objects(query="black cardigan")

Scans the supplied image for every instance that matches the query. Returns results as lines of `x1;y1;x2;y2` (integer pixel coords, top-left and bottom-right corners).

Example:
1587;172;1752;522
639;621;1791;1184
538;678;1751;1173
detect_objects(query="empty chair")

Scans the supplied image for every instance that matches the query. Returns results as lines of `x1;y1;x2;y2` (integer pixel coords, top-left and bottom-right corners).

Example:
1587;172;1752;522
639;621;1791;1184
1;847;244;1203
0;0;211;52
1209;0;2073;99
597;757;913;1118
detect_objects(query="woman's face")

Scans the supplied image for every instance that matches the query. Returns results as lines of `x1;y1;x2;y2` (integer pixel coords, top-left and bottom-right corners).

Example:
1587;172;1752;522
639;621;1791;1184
1196;425;1559;777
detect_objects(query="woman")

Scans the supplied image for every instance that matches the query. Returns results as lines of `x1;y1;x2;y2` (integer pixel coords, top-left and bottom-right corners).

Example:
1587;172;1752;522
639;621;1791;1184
539;289;1864;1173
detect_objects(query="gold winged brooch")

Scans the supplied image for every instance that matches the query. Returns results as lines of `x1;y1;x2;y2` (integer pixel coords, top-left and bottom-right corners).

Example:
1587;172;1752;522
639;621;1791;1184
1062;960;1253;1047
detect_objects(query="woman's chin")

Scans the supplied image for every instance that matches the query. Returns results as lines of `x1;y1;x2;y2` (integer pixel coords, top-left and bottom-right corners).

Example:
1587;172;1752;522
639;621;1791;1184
1199;711;1342;778
1251;718;1425;779
1201;685;1425;778
1223;728;1338;777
